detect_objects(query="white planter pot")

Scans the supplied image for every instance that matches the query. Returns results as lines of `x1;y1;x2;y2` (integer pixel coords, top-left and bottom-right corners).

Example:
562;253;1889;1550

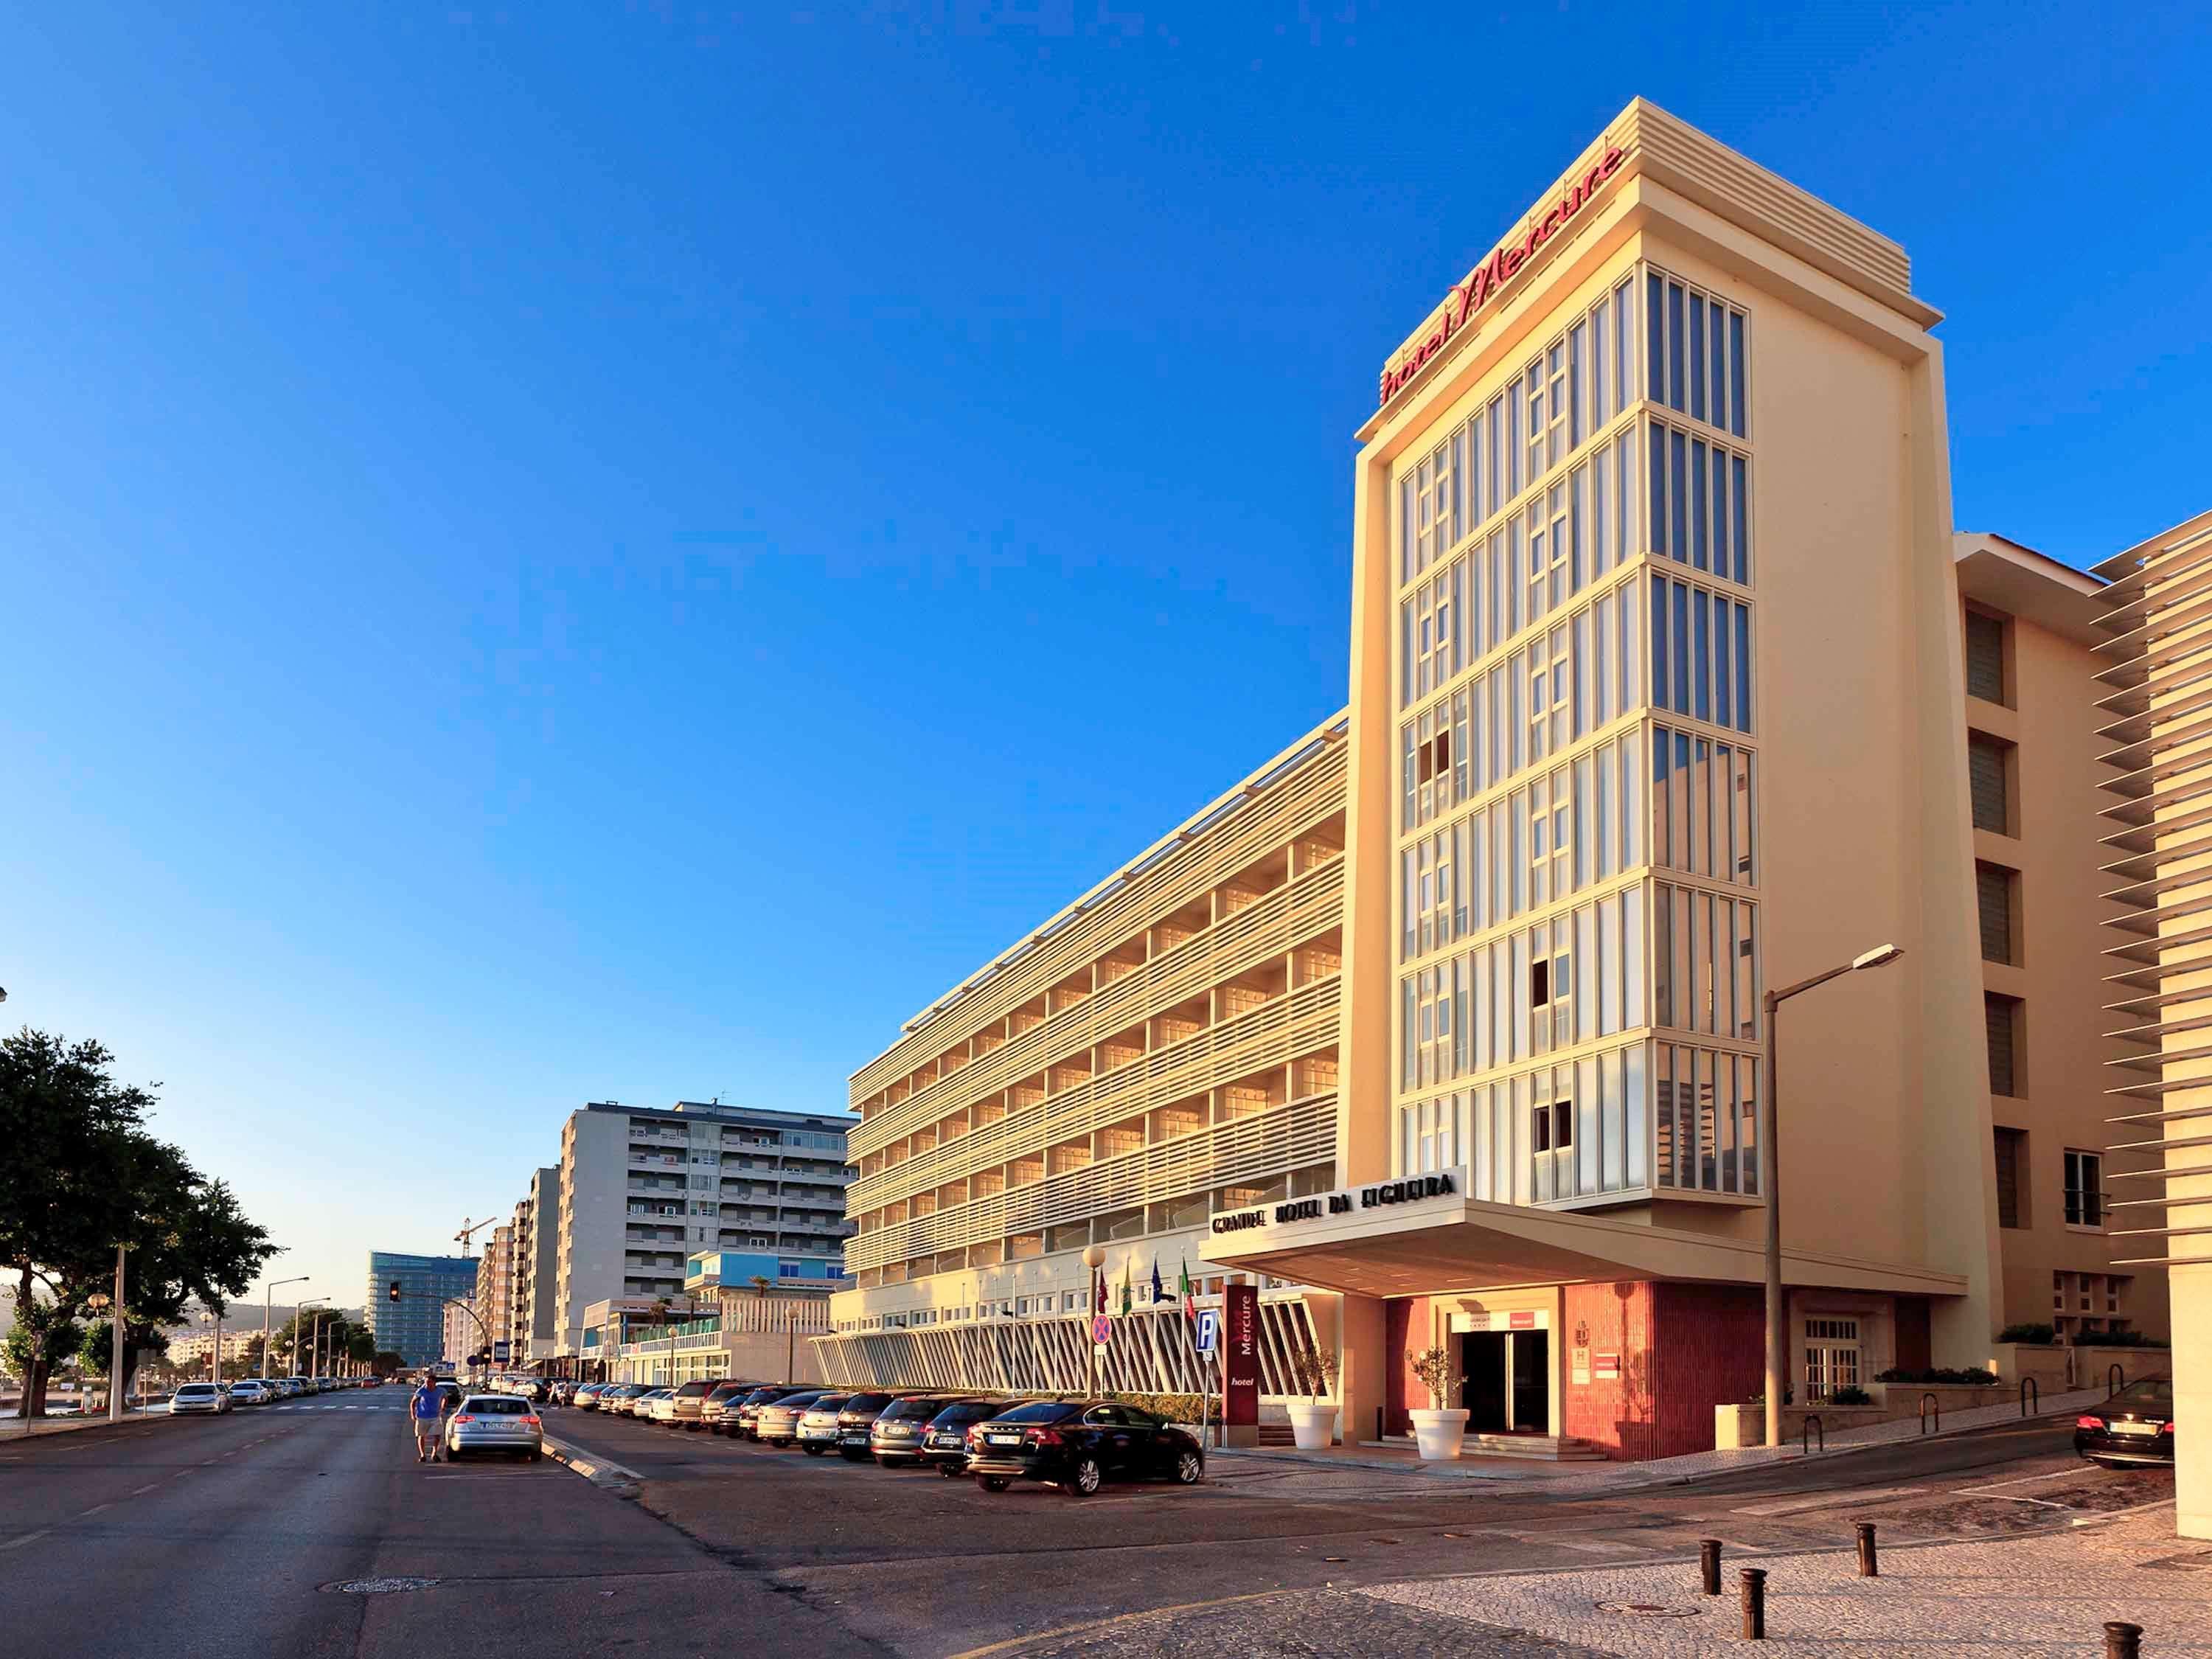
1410;1406;1470;1460
1287;1401;1337;1450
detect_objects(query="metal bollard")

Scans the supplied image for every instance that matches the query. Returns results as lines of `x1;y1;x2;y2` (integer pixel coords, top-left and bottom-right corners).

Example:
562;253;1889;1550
1740;1567;1767;1640
1855;1521;1878;1577
1700;1537;1722;1596
2104;1621;2143;1659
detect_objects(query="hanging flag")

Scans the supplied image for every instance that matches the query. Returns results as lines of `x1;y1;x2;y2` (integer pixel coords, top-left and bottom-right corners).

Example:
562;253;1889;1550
1178;1256;1197;1326
1151;1257;1165;1306
1119;1256;1133;1317
1093;1265;1107;1317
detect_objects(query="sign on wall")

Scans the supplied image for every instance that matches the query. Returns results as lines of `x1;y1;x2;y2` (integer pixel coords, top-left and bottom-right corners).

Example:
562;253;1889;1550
1223;1282;1259;1427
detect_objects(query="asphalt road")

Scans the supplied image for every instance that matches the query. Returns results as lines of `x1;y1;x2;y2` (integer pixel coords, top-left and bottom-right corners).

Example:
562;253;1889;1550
0;1395;2168;1659
0;1391;880;1659
545;1404;2173;1657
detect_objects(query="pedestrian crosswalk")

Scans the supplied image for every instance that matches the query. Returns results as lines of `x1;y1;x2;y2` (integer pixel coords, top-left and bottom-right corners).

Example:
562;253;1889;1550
270;1403;398;1411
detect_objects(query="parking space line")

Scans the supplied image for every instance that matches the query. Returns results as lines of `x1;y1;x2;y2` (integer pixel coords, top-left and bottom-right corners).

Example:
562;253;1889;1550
0;1530;53;1552
80;1503;112;1517
131;1483;160;1495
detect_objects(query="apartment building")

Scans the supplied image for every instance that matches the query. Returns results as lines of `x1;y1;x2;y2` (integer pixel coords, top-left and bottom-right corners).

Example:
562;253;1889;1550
474;1224;515;1362
364;1251;478;1368
2087;507;2212;1539
1954;534;2168;1347
551;1100;855;1360
819;717;1348;1396
512;1166;560;1363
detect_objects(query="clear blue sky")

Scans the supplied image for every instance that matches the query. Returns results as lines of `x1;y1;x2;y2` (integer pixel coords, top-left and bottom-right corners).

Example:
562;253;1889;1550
4;2;2208;1310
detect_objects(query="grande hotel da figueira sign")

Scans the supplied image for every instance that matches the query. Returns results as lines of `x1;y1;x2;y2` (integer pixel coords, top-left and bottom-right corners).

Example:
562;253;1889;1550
1210;1171;1462;1238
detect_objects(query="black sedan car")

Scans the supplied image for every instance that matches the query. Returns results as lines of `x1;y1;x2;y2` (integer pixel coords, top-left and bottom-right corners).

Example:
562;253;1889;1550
832;1391;900;1460
919;1398;1015;1476
966;1399;1204;1496
2076;1378;2176;1468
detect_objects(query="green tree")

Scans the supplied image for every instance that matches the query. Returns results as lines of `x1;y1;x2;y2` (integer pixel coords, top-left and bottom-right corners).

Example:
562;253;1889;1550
0;1028;276;1415
5;1312;83;1391
371;1350;404;1378
273;1309;361;1374
0;1032;155;1416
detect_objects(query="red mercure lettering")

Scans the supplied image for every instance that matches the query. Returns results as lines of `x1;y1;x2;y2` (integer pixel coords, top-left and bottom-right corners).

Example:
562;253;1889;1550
1375;140;1631;408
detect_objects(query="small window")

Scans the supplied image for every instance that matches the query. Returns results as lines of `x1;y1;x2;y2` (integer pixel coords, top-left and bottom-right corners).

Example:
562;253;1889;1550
1968;734;2014;835
1976;863;2017;964
1985;993;2023;1097
1965;610;2008;706
1994;1127;2027;1229
2064;1150;2104;1228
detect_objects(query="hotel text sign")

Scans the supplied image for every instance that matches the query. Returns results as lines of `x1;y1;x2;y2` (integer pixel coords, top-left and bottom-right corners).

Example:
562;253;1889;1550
1210;1169;1462;1238
1377;146;1627;408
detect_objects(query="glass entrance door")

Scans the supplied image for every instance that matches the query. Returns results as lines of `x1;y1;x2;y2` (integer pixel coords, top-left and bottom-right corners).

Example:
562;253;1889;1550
1509;1331;1550;1432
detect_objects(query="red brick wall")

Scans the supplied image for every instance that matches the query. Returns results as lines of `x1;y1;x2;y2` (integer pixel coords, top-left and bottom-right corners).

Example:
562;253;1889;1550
1561;1281;1657;1459
1384;1295;1432;1436
1560;1280;1764;1459
1652;1281;1764;1458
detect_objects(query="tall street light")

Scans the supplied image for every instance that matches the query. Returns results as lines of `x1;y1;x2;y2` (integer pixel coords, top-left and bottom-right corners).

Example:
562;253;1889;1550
293;1296;327;1382
1081;1244;1107;1398
1764;942;1904;1448
262;1277;308;1382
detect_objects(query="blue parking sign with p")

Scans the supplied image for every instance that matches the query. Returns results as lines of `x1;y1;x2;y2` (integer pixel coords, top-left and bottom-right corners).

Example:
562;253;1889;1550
1194;1309;1219;1354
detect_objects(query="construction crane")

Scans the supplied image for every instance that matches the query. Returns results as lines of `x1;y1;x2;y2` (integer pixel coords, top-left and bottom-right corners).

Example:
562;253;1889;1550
453;1216;498;1259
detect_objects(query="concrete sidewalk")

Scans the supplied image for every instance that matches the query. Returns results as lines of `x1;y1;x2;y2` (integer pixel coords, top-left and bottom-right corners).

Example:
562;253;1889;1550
1;1406;177;1443
1362;1502;2206;1655
1211;1385;2124;1493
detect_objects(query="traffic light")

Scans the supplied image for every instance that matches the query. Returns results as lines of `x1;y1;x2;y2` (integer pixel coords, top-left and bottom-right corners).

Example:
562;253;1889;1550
388;1280;402;1303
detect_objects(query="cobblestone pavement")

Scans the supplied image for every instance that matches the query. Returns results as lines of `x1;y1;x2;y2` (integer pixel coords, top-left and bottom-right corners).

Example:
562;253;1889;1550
988;1588;1614;1658
1360;1503;2211;1657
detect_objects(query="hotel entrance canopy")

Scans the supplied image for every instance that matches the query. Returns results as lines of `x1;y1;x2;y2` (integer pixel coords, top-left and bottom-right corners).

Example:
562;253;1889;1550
1202;1170;1968;1301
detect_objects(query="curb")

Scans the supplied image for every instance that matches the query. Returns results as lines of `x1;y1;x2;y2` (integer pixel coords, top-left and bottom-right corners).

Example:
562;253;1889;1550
542;1436;642;1492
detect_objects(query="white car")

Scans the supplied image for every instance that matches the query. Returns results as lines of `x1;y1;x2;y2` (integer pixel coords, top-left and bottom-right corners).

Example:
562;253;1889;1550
170;1382;232;1415
647;1389;684;1425
229;1380;275;1407
445;1394;545;1461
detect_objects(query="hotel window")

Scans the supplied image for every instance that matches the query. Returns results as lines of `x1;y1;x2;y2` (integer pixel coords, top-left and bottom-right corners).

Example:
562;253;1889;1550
1985;993;2023;1097
1964;609;2009;706
1803;1318;1861;1401
1652;726;1756;886
1649;576;1752;734
1646;420;1751;585
1652;883;1759;1040
2064;1150;2104;1228
1529;925;1571;1054
1645;270;1749;439
1655;1042;1759;1195
1993;1127;2027;1228
1967;733;2014;835
1976;862;2018;964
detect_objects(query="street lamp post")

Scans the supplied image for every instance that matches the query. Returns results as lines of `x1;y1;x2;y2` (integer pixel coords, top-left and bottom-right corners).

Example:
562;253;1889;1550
262;1276;308;1382
204;1309;218;1385
293;1297;327;1383
107;1245;128;1424
1080;1244;1107;1399
1763;942;1905;1449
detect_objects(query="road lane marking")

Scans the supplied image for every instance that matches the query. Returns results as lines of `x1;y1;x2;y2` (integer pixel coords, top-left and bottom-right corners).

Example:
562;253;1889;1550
1731;1485;1922;1517
1952;1469;2087;1494
0;1530;52;1552
80;1503;112;1516
131;1484;160;1495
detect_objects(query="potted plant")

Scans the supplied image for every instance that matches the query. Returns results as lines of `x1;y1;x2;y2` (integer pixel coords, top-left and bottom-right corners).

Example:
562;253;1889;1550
1408;1346;1469;1460
1286;1341;1339;1449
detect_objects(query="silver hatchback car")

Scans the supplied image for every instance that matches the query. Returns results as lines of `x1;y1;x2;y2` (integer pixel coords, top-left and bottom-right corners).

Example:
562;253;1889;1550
444;1394;544;1461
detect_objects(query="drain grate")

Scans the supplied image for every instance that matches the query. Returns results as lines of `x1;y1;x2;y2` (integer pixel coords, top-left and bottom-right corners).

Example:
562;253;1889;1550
1595;1600;1703;1618
324;1577;437;1595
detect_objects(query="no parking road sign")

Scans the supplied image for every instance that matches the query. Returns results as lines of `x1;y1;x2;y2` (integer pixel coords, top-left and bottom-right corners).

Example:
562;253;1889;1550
1194;1309;1219;1355
1091;1314;1113;1344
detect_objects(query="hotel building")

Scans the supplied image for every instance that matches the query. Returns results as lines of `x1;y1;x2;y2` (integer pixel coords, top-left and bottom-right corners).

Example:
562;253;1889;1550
824;99;2183;1462
550;1099;855;1361
820;719;1349;1396
364;1250;479;1370
2087;508;2212;1538
512;1166;560;1364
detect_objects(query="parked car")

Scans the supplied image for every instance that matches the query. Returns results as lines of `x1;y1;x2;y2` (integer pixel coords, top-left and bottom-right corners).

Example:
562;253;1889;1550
573;1383;610;1410
832;1391;900;1461
227;1380;274;1408
919;1399;1016;1476
731;1385;810;1441
755;1390;833;1446
630;1387;675;1419
794;1394;852;1454
647;1388;689;1426
445;1394;544;1461
699;1379;758;1435
2076;1378;2176;1468
596;1383;647;1414
870;1394;959;1467
660;1378;723;1430
966;1400;1205;1496
170;1381;232;1416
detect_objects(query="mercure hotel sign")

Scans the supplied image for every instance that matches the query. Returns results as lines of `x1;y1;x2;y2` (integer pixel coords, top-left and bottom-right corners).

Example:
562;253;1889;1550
1377;146;1627;409
1210;1169;1463;1238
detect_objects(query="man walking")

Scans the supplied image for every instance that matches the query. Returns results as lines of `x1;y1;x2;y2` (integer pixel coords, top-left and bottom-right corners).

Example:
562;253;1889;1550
409;1375;444;1463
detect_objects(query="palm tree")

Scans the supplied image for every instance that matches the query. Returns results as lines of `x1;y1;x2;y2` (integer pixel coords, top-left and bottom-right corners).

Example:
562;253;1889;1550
748;1275;773;1301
